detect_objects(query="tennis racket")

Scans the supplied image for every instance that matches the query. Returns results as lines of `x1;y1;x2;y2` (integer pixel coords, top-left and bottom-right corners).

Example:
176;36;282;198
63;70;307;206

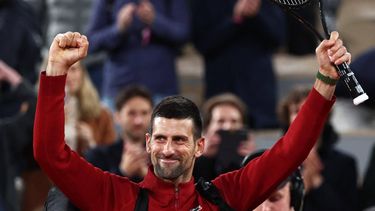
269;0;369;105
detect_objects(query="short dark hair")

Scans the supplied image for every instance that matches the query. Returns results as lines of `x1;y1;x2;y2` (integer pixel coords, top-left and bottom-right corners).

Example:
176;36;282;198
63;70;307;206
115;85;153;111
150;96;203;140
202;93;247;131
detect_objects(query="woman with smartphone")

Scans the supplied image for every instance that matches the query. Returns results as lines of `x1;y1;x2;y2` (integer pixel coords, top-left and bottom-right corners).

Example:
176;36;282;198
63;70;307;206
193;93;255;181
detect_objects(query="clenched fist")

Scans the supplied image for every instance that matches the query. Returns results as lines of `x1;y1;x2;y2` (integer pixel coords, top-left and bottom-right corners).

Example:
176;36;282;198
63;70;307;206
46;32;89;76
315;31;351;80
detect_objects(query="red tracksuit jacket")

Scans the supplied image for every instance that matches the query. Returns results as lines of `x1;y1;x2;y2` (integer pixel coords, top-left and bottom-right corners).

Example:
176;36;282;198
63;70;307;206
34;72;334;210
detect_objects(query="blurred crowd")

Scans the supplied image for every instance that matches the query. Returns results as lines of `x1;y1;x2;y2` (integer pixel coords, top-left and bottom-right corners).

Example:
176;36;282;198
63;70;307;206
1;0;375;210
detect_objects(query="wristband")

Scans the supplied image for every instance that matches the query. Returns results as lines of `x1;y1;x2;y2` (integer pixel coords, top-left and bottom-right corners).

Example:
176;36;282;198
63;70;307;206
316;71;338;85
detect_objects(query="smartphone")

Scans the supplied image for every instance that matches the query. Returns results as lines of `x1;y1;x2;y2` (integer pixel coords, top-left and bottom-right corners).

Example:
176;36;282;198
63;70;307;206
216;129;249;171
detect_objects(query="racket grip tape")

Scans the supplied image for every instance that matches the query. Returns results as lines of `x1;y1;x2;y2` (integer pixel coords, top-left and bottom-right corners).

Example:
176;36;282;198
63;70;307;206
335;62;369;105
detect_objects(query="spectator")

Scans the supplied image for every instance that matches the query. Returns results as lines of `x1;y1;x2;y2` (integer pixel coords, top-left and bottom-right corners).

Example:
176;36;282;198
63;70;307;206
278;86;359;211
0;60;51;211
64;61;116;155
0;1;43;210
86;0;190;109
333;48;375;132
45;85;153;210
361;144;375;211
191;0;286;129
86;85;153;180
0;0;41;85
193;93;255;181
243;150;304;211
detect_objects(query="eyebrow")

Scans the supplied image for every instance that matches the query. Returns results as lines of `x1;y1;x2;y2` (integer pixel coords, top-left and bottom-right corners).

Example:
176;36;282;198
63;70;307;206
153;134;189;140
172;135;188;141
153;134;167;139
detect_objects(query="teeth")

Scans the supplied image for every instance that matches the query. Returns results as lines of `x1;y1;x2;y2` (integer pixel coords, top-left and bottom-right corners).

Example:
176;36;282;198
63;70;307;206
161;159;177;163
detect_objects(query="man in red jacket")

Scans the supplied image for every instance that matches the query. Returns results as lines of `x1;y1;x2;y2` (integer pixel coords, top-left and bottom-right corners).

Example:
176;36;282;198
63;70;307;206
34;31;350;210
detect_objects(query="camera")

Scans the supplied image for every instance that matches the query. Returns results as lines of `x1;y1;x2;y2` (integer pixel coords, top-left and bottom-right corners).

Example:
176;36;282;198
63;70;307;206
216;129;249;171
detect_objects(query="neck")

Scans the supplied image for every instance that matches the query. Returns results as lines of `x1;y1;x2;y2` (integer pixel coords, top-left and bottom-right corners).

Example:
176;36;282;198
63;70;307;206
156;173;192;188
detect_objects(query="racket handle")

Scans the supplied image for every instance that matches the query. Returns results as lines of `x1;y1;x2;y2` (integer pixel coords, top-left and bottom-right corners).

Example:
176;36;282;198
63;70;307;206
335;62;369;105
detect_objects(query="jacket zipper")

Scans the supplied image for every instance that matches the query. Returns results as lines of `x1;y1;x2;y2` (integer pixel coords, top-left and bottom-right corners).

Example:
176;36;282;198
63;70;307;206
174;186;179;210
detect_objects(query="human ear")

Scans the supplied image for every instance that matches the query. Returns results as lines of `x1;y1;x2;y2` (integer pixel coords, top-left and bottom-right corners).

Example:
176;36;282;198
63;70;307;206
195;137;205;157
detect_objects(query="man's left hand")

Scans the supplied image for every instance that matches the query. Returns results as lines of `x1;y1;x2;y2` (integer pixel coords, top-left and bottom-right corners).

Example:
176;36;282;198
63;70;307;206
137;0;155;25
316;31;351;80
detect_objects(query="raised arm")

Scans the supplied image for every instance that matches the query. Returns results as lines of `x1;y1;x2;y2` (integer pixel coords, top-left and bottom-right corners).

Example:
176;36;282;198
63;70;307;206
213;31;351;210
33;32;138;210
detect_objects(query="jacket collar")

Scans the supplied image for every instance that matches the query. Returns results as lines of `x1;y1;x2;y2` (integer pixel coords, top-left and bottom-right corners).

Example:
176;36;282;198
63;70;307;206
139;166;197;207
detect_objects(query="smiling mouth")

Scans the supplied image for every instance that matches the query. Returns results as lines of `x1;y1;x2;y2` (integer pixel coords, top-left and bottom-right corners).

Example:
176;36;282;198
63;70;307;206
160;159;178;165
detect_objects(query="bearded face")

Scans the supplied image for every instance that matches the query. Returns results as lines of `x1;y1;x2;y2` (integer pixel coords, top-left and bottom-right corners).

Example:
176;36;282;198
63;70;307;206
146;117;204;183
115;96;152;143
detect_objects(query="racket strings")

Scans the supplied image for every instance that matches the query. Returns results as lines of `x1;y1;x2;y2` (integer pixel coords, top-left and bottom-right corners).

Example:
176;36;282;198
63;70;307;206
275;0;310;7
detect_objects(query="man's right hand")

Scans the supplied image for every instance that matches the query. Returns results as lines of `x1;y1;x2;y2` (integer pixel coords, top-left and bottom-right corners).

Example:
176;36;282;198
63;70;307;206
119;142;148;178
46;32;89;76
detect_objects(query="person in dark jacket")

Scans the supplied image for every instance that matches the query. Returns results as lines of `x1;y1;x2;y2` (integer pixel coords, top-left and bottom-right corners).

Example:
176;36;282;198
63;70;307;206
0;0;41;85
361;144;375;211
86;85;153;181
278;86;359;211
331;47;375;132
0;60;49;211
45;85;153;210
244;150;305;211
193;93;255;181
336;48;375;109
191;0;286;129
86;0;190;109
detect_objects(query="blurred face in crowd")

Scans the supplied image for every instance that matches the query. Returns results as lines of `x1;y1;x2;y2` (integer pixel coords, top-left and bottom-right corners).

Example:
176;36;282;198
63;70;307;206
66;62;83;95
207;104;243;133
146;117;204;183
115;96;152;142
253;182;293;211
204;104;245;155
